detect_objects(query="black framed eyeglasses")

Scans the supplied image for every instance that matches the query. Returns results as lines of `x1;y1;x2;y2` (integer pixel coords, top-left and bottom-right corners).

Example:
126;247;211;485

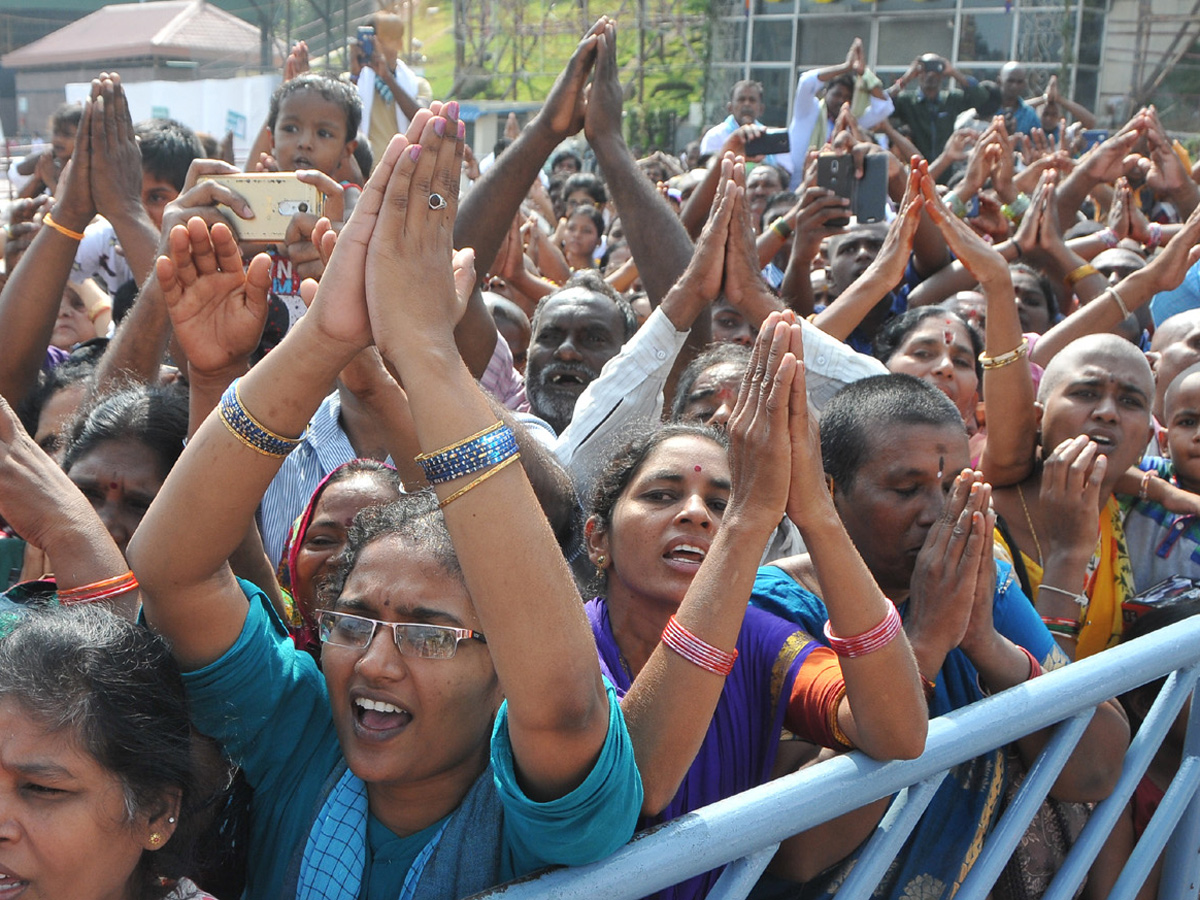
317;610;487;660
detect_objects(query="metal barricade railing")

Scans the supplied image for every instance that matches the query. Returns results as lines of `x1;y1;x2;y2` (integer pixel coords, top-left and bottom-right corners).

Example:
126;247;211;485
477;614;1200;900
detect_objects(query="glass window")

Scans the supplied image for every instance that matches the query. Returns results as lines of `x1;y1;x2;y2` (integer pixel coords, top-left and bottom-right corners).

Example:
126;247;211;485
1074;68;1099;113
1079;10;1103;66
756;0;799;13
713;18;750;65
874;0;953;11
875;16;954;66
1016;6;1072;66
752;17;796;62
795;17;871;64
958;13;1013;61
749;66;796;126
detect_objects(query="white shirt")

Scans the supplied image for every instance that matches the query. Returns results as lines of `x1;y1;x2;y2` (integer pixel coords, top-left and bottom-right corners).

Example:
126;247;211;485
787;68;895;189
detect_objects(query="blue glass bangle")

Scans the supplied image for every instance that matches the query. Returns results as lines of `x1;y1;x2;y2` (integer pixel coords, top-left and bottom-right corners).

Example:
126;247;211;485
218;379;305;458
417;423;519;484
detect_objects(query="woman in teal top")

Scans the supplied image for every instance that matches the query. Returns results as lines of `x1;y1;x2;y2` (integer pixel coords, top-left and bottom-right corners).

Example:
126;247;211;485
128;86;642;899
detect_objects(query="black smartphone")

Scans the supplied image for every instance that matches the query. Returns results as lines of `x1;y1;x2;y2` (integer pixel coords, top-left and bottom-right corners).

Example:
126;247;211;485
744;129;790;158
853;153;888;224
817;154;853;228
922;58;945;73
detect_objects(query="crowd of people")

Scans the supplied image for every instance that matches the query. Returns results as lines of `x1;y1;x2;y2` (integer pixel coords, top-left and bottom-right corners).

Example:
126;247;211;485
0;12;1199;900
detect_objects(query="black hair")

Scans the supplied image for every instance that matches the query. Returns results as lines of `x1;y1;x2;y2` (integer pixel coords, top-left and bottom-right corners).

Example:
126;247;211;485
61;383;189;479
493;136;513;157
670;343;752;421
730;79;764;102
267;74;362;143
568;203;605;237
17;355;99;445
827;73;855;93
873;307;984;383
1010;261;1061;322
532;269;638;343
589;423;729;530
0;606;228;900
551;149;582;172
562;172;608;206
320;491;462;611
135;119;204;192
820;374;963;491
51;101;83;134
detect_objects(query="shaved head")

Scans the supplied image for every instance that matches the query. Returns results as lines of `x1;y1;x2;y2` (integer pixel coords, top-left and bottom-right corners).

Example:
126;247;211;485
1039;334;1154;403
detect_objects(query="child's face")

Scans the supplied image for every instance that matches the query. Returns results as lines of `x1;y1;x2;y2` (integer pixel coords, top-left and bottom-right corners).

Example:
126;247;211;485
141;173;180;230
1165;372;1200;490
271;91;353;176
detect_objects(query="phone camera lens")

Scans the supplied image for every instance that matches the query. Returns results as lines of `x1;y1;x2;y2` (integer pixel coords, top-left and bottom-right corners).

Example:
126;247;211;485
299;203;309;213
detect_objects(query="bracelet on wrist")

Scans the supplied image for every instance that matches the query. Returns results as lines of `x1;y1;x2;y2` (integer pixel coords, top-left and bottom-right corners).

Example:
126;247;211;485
1097;228;1119;249
769;217;794;239
824;603;902;658
979;337;1029;371
662;615;738;676
1064;263;1098;288
1001;193;1030;224
1138;468;1157;501
1037;583;1089;612
42;211;85;241
87;304;112;323
1103;285;1132;319
415;422;519;485
1145;222;1163;251
218;378;306;458
57;570;139;605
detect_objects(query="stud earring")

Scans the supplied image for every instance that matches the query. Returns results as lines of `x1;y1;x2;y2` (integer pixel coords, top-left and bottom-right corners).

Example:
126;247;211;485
168;816;177;825
149;833;163;847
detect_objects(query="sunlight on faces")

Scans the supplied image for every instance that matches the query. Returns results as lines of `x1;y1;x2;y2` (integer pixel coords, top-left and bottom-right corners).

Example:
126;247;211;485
140;174;180;231
711;299;753;347
271;91;355;176
66;440;166;555
1039;339;1154;480
0;698;161;900
884;318;979;420
678;362;745;427
833;422;970;597
1012;268;1053;335
292;476;402;620
595;436;731;615
321;537;500;796
50;286;95;350
1164;366;1200;493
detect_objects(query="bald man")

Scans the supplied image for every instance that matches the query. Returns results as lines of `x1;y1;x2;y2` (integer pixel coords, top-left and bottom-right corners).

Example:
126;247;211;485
998;62;1040;136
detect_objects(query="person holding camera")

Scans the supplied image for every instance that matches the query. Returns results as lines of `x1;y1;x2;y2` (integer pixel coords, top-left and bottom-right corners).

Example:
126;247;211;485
350;13;430;166
888;53;990;160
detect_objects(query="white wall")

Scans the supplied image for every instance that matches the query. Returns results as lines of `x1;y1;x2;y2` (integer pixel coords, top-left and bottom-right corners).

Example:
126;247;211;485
65;74;281;165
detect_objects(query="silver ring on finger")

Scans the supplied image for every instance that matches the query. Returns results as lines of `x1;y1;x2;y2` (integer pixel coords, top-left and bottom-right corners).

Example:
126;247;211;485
428;192;448;211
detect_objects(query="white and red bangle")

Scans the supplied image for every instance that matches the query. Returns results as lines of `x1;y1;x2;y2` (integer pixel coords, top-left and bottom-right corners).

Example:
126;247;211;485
662;615;738;676
824;604;902;658
1097;227;1120;249
1146;222;1163;251
57;570;139;606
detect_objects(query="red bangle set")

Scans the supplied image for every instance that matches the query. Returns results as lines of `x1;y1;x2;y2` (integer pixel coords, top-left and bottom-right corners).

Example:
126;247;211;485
824;604;902;658
661;615;738;676
1020;645;1043;680
57;570;139;606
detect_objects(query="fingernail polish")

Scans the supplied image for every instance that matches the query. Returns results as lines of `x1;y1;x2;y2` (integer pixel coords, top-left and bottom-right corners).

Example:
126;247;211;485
409;145;422;161
447;100;459;119
458;120;466;140
434;118;446;137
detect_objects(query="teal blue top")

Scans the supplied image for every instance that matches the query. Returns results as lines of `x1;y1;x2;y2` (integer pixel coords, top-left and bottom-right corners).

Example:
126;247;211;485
181;581;642;898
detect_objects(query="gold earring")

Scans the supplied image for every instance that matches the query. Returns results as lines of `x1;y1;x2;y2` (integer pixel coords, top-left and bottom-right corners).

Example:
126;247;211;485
149;833;163;847
595;554;607;579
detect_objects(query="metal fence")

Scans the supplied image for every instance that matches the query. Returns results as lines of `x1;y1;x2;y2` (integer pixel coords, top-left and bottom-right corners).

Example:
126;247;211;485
476;614;1200;900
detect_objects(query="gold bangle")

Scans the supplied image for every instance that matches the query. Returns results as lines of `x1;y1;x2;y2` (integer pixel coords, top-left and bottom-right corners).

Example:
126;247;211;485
42;211;85;241
234;380;304;445
438;452;521;509
87;304;111;323
416;421;504;463
979;337;1029;370
1063;263;1099;288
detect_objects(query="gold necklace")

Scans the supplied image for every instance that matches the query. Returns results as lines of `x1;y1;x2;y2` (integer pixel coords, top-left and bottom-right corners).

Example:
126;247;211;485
1016;483;1044;567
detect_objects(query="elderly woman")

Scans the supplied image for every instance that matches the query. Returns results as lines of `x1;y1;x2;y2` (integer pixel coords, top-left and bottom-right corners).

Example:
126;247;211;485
128;96;641;898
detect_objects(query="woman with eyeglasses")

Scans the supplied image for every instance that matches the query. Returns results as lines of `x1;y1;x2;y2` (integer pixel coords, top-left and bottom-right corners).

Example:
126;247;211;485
128;95;642;898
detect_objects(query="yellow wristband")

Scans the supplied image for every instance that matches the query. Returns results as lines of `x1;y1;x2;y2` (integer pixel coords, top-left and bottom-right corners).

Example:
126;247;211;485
1064;263;1098;288
87;304;112;323
42;211;85;241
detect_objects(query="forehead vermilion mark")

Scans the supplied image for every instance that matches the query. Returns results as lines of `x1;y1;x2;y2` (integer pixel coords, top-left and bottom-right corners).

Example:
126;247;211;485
695;465;702;473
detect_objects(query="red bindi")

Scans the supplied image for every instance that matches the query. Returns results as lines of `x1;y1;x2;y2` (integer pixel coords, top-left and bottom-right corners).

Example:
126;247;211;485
694;465;702;472
109;481;119;491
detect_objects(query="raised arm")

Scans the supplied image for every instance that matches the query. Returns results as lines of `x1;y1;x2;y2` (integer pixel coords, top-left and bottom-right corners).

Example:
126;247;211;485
586;20;694;306
127;116;434;670
364;105;611;799
0;98;96;406
89;74;160;289
920;168;1035;486
0;394;133;615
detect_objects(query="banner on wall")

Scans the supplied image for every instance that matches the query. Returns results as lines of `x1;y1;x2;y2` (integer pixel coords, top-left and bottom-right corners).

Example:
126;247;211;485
65;74;281;167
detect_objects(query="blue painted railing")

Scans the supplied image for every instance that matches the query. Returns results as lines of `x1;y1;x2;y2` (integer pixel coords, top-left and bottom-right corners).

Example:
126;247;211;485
476;614;1200;900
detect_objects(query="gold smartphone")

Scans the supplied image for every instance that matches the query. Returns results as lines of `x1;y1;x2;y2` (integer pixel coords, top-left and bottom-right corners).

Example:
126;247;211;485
198;173;324;242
